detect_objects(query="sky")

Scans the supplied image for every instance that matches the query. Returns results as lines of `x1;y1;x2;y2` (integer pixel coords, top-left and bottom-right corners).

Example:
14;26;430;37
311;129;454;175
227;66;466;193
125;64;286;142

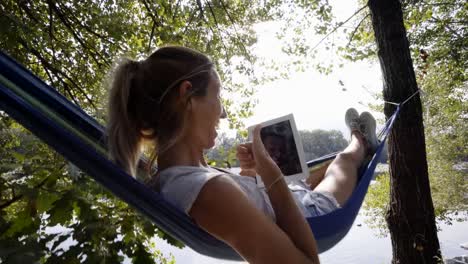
218;0;386;140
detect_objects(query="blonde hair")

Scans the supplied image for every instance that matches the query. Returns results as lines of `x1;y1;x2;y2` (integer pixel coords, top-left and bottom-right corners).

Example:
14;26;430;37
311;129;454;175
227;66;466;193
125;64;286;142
106;46;213;177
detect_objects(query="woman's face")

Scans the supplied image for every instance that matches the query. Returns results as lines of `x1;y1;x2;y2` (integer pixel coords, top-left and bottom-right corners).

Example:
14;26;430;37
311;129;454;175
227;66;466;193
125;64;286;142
184;71;226;150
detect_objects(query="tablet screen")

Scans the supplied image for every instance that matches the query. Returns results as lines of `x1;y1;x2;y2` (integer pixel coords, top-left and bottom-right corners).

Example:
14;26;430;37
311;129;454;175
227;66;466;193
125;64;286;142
260;120;303;176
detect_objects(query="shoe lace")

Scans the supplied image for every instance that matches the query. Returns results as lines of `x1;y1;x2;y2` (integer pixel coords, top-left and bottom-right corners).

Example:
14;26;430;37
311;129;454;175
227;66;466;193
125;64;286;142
359;123;368;137
349;120;360;131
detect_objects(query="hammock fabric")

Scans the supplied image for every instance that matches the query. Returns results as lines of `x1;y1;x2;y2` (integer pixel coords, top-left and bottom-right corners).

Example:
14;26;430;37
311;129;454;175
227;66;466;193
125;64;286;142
0;51;400;260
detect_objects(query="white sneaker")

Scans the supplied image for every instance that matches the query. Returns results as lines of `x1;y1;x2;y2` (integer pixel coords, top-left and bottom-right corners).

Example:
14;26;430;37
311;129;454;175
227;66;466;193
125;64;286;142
359;112;379;153
345;108;360;133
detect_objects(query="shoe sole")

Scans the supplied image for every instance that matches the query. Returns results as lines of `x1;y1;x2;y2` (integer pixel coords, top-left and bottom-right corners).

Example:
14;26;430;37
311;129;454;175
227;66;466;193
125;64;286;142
345;108;359;131
359;112;378;152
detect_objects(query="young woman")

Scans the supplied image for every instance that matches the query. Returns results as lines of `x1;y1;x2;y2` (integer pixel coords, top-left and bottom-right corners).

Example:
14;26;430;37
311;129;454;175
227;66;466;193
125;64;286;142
107;46;378;264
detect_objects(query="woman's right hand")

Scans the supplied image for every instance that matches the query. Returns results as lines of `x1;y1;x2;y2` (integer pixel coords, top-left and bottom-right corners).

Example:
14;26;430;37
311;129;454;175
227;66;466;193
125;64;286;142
249;125;283;184
192;124;319;264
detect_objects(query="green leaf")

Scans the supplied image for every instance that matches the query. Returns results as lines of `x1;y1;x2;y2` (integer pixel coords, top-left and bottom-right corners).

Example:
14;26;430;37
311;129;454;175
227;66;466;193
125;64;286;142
141;220;156;238
11;151;25;163
132;243;155;264
2;209;34;238
47;192;74;226
37;191;60;213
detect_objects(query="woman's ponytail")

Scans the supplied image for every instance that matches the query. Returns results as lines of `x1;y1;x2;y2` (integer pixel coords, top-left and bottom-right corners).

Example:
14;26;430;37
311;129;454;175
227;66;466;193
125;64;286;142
107;59;141;177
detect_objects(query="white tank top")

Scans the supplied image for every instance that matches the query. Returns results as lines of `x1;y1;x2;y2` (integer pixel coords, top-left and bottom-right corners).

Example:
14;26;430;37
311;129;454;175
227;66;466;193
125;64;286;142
156;166;316;221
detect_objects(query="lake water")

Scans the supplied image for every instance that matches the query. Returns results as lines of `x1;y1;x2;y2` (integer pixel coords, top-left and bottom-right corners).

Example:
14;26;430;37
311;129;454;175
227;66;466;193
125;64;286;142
153;211;468;264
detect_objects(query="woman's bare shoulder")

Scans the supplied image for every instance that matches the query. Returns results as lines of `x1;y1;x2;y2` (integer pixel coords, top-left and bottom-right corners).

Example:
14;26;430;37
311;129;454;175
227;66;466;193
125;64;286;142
191;174;247;207
189;173;313;263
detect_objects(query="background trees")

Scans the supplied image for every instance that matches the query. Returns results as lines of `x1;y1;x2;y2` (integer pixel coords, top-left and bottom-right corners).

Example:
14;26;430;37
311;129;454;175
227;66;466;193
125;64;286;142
206;129;348;168
299;129;347;161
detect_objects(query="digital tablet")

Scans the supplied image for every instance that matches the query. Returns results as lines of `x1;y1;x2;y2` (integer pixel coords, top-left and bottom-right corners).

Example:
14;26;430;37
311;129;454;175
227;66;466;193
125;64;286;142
248;114;308;185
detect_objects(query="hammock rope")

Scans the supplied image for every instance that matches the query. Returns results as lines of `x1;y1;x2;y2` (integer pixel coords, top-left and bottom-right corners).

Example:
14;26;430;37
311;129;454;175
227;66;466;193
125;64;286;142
381;89;421;106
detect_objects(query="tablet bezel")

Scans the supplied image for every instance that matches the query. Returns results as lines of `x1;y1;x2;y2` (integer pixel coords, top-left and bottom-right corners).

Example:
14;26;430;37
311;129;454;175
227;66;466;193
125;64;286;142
248;114;309;184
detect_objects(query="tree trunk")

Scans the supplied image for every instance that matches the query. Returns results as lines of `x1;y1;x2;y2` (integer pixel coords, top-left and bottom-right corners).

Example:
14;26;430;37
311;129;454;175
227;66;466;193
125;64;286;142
368;0;442;263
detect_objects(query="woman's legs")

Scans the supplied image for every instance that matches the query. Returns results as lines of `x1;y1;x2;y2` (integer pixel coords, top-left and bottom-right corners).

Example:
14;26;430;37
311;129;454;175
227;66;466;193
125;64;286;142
305;161;332;190
313;132;366;206
312;108;378;206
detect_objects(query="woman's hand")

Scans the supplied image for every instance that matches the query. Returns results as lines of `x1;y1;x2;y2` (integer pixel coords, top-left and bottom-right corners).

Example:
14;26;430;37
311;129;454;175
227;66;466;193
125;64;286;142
237;125;283;183
192;124;319;264
251;125;283;184
236;143;256;177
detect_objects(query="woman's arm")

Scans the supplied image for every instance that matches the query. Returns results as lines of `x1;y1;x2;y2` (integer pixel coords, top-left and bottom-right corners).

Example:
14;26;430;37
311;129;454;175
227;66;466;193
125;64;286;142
264;177;320;262
190;176;319;264
236;145;320;261
191;125;320;263
249;125;320;263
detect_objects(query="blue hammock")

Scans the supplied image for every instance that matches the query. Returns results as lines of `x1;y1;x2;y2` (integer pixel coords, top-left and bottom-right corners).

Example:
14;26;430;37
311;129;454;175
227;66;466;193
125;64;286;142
0;51;400;260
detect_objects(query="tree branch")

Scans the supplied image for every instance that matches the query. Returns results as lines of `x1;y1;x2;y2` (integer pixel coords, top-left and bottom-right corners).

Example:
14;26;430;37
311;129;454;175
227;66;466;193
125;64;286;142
17;1;42;24
56;1;111;40
196;0;204;19
206;1;229;57
141;0;161;27
148;21;156;52
47;0;110;67
310;5;367;53
172;0;182;21
42;65;79;106
429;16;463;38
219;0;252;63
346;13;370;48
181;9;196;36
0;175;50;210
43;64;56;88
18;38;96;109
0;193;22;210
141;0;168;47
48;2;58;65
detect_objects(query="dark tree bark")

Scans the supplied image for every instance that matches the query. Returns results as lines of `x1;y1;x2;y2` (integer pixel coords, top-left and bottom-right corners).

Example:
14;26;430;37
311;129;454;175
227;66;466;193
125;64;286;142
368;0;442;263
